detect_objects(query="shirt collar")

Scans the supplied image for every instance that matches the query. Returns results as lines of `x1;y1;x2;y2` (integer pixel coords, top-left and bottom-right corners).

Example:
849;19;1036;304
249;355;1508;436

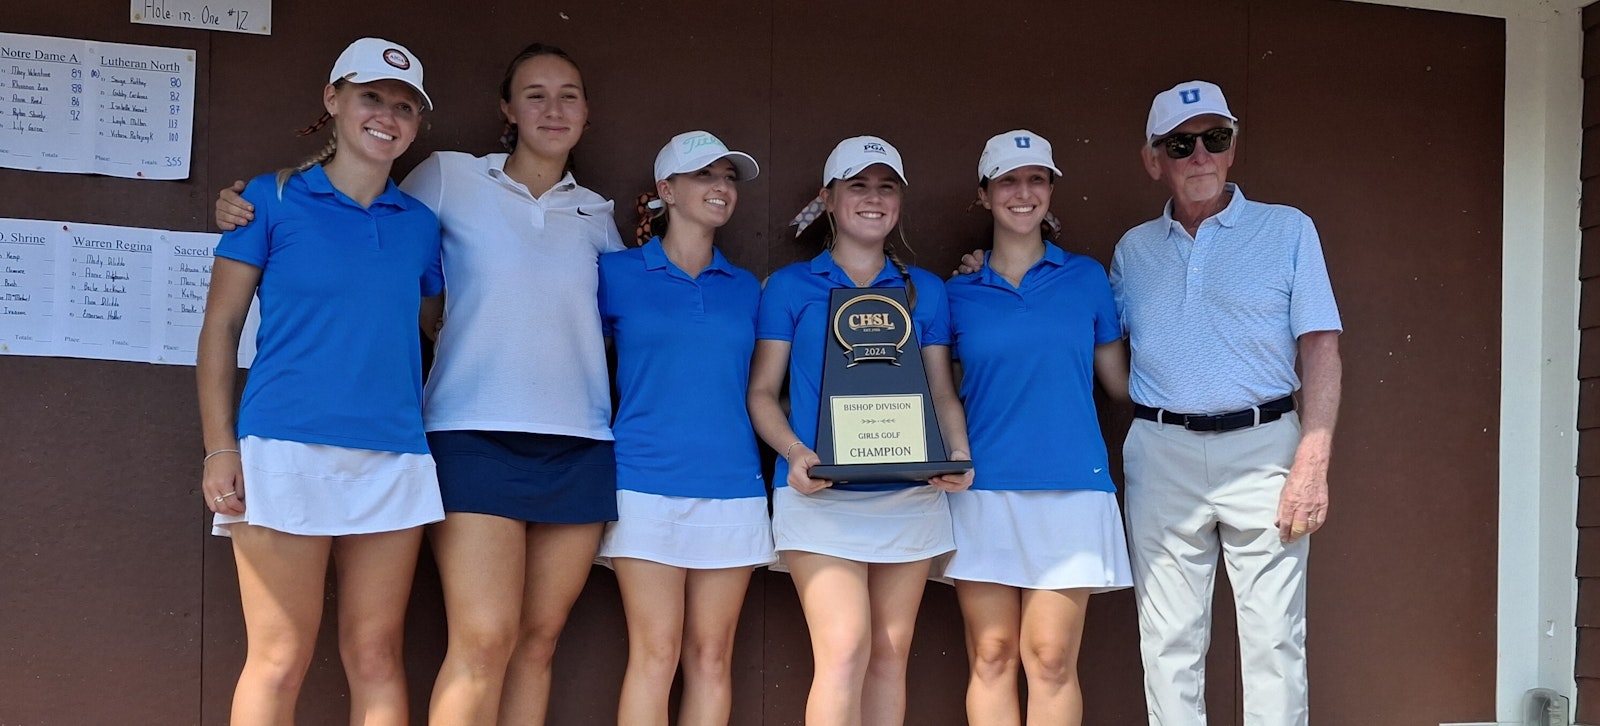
301;164;412;211
809;250;902;288
1161;182;1246;231
975;242;1065;287
486;153;578;194
642;236;736;277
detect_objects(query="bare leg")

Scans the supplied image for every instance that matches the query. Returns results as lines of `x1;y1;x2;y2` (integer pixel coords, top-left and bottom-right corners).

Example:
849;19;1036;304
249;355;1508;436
498;522;604;725
428;513;529;726
787;551;872;726
333;527;426;726
228;525;331;726
678;567;754;725
954;581;1022;726
1018;588;1090;726
614;558;687;726
861;560;932;726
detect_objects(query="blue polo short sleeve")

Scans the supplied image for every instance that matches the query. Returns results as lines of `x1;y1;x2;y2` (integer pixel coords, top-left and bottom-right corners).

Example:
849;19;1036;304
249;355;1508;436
217;167;442;453
947;245;1119;492
599;239;765;498
756;251;952;491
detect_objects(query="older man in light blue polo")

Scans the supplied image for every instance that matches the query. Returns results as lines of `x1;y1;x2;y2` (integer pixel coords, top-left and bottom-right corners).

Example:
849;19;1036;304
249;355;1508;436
1109;80;1343;725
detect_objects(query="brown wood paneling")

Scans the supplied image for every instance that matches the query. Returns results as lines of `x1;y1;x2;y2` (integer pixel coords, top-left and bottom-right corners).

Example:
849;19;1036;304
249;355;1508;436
1587;125;1600;182
1582;527;1600;580
1587;75;1600;129
1585;327;1600;380
1582;429;1600;478
1590;22;1600;79
1580;381;1600;430
0;356;203;726
1247;1;1502;723
1582;478;1600;528
1583;578;1600;627
1583;225;1600;280
1585;179;1600;229
0;0;1507;724
1583;278;1600;330
1582;676;1600;726
1583;627;1600;678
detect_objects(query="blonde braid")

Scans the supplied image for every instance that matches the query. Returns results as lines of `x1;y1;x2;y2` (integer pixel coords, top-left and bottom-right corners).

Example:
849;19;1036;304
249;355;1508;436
274;135;339;198
885;227;917;309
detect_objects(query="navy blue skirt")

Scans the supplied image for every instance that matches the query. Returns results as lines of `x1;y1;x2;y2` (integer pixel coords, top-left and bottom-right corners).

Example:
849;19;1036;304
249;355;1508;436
428;430;617;524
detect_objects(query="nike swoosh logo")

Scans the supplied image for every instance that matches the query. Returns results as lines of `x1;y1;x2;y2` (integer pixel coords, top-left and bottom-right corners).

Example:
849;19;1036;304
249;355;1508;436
1093;468;1104;474
576;207;592;216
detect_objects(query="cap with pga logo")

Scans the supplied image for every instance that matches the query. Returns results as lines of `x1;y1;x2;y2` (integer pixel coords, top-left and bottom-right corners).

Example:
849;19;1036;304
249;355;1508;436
823;135;908;187
329;37;433;111
978;130;1062;182
653;131;760;183
1145;80;1235;139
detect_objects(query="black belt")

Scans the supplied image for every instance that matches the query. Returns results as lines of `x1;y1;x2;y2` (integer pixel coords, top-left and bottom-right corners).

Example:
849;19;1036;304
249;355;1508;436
1133;395;1295;433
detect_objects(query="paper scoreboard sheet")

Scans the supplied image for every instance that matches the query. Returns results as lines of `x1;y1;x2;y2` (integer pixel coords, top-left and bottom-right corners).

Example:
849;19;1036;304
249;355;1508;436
0;33;196;179
0;218;257;367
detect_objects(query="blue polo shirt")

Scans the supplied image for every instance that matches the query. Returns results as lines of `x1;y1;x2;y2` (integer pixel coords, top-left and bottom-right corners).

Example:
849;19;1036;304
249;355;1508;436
598;238;765;498
755;251;952;491
1109;184;1342;413
947;244;1121;492
217;166;443;454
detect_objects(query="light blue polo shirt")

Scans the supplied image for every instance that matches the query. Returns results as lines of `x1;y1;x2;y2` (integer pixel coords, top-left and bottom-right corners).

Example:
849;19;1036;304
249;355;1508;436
217;166;443;454
947;243;1121;492
1109;183;1342;414
755;250;952;491
598;238;765;499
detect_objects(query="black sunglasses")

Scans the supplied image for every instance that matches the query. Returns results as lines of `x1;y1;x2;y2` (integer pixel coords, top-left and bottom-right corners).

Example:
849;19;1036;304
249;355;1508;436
1151;127;1235;159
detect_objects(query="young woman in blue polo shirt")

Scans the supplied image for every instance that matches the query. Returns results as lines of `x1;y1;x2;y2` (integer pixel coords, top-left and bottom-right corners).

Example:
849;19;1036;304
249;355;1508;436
198;38;442;725
217;44;625;726
747;135;974;725
943;131;1132;726
597;130;774;726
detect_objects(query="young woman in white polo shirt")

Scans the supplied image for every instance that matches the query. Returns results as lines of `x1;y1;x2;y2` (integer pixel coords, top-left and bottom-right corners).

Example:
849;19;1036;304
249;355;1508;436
217;43;624;726
747;135;974;725
199;38;443;725
944;131;1133;726
596;130;775;726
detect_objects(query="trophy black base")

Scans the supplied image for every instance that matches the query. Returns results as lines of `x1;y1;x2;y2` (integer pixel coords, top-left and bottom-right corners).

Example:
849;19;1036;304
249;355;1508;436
810;461;972;486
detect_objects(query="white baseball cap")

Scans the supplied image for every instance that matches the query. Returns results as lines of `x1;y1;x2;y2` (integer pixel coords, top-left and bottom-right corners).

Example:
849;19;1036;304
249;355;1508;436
653;131;759;183
330;37;433;111
1145;80;1235;139
978;130;1062;182
823;135;908;186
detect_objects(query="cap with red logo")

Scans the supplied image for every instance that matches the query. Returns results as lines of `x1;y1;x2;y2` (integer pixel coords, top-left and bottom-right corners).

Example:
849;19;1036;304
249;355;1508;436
329;37;433;111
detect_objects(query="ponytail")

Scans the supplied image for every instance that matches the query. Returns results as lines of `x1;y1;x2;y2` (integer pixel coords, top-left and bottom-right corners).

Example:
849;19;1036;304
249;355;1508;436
274;134;338;198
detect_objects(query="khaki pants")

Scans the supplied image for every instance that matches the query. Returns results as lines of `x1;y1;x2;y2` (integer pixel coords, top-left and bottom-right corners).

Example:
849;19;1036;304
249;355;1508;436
1123;413;1309;726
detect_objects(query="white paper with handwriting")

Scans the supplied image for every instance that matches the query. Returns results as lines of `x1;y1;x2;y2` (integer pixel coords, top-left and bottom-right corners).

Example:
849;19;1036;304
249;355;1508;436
0;217;257;367
0;33;196;180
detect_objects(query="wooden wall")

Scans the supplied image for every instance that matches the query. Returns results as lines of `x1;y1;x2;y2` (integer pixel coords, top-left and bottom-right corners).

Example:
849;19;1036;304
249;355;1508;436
0;1;1505;723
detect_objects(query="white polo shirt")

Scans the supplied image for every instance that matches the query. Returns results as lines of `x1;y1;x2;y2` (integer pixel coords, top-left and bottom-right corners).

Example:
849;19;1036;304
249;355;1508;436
402;151;625;439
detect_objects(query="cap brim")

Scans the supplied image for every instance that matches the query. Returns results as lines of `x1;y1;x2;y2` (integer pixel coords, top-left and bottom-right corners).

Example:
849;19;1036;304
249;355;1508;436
340;71;434;111
1149;108;1235;138
983;159;1063;182
837;161;908;186
659;151;761;183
